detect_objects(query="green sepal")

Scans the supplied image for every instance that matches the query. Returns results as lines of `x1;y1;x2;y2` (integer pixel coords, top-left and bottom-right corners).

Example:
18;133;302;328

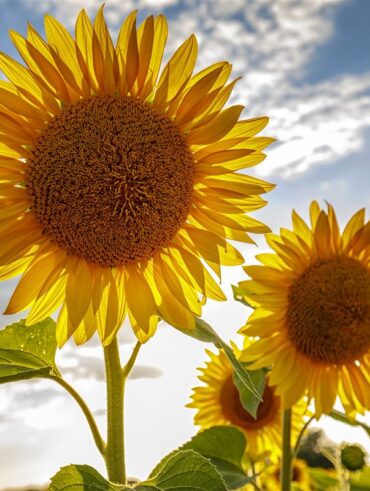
175;317;263;413
0;318;60;384
180;426;250;489
231;284;253;307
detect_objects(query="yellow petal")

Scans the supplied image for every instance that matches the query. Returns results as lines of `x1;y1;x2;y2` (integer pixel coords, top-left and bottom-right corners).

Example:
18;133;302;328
73;302;97;345
4;245;57;314
187;105;244;145
45;15;89;98
26;259;67;325
140;15;168;100
125;264;158;343
92;5;118;94
0;51;59;113
10;30;71;103
154;34;198;110
56;303;74;347
175;63;231;124
75;9;99;92
116;11;138;96
155;254;201;315
136;15;154;96
0;82;48;122
92;267;120;344
65;256;92;328
0;111;37;144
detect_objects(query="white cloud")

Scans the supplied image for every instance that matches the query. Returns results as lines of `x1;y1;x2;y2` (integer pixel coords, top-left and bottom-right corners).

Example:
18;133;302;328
18;0;370;178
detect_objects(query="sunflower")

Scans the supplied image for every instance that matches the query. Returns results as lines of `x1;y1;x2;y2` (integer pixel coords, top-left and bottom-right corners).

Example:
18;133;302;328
261;459;312;491
239;202;370;417
188;345;307;462
0;8;273;346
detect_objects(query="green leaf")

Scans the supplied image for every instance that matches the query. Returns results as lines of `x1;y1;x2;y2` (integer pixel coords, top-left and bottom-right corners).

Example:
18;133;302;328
143;449;227;490
50;464;130;490
233;366;266;419
308;468;338;491
0;318;60;384
181;426;249;489
175;318;263;412
350;466;370;490
329;410;370;439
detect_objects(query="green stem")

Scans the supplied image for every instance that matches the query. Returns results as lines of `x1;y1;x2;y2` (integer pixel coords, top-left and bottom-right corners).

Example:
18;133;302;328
104;337;125;484
123;341;142;379
281;408;292;491
293;415;315;458
47;375;106;456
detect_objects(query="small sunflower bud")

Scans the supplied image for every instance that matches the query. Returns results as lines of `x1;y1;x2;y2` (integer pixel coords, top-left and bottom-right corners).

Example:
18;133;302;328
341;444;366;471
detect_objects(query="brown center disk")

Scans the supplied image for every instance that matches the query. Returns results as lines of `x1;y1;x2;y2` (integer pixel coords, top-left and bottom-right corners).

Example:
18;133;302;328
220;375;280;430
287;256;370;364
26;96;195;267
273;464;302;483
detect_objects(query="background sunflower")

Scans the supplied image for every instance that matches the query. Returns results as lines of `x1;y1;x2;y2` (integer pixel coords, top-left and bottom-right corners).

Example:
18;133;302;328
188;345;309;462
239;202;370;417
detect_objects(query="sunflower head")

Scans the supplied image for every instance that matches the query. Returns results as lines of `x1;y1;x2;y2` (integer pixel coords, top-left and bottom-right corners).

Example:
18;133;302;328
0;7;273;346
239;202;370;416
262;459;312;491
188;345;307;462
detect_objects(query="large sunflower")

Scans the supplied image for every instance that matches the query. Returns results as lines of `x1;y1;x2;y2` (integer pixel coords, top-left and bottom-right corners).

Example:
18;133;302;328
0;8;273;346
239;202;370;416
188;346;307;462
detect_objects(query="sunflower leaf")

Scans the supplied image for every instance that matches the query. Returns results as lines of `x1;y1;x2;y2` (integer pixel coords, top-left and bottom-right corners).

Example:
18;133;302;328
0;318;60;384
49;464;131;490
350;466;370;490
233;365;266;419
329;409;370;439
180;426;250;489
308;468;339;491
143;449;227;490
175;317;263;411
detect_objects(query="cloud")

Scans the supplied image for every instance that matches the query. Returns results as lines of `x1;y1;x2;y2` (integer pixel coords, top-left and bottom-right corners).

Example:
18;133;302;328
255;72;370;177
61;354;163;381
15;0;370;179
129;365;164;380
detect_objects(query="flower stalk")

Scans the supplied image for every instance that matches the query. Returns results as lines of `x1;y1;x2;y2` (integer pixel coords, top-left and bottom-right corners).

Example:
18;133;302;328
104;337;126;484
281;408;292;491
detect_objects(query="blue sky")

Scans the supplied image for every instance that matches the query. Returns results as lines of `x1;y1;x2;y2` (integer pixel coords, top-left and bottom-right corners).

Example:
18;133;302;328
0;0;369;488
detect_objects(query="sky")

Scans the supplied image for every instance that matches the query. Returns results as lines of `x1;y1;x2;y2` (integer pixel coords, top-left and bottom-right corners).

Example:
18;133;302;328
0;0;370;488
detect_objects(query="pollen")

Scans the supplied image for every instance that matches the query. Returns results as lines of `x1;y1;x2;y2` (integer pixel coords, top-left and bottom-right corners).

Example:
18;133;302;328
287;256;370;364
26;96;195;267
220;375;280;430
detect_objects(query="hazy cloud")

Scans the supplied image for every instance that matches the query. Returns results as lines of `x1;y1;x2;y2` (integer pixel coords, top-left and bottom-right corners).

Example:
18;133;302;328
13;0;370;179
129;365;164;380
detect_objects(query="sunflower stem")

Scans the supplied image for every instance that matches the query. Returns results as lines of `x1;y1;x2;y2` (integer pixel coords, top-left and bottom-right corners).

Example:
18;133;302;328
281;408;292;491
104;337;126;484
47;375;106;457
123;341;142;379
292;415;315;458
